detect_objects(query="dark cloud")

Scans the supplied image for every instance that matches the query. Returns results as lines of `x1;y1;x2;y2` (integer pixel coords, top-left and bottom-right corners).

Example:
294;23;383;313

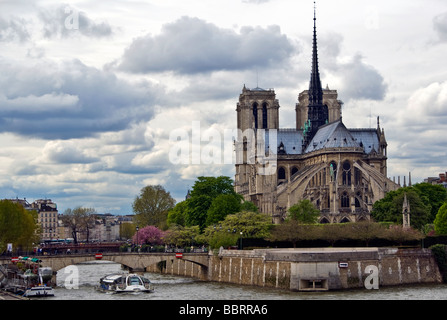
117;16;295;74
0;59;162;139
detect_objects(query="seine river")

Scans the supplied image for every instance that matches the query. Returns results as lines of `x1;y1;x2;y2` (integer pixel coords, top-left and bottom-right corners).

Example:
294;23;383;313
41;261;447;301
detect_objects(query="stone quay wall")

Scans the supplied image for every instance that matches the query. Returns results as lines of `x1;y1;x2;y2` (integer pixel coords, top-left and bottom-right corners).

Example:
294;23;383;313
147;248;443;291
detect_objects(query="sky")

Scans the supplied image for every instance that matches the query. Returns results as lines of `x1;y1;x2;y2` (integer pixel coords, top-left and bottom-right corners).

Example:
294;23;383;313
1;0;447;215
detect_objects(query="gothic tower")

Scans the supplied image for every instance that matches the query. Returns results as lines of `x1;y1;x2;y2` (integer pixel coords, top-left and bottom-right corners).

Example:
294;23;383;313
234;85;280;208
303;4;328;150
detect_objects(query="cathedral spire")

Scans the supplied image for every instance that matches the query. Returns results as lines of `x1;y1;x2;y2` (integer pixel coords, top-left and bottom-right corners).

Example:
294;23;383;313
309;1;323;106
304;1;328;151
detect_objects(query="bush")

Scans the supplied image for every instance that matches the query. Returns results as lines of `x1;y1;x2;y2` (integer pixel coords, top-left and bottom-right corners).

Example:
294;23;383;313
430;244;447;282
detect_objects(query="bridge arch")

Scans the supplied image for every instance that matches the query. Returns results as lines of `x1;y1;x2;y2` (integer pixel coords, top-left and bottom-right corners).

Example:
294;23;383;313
36;253;209;276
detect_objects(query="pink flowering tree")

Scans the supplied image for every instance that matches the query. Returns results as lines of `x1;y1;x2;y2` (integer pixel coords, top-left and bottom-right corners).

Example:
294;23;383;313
132;225;166;245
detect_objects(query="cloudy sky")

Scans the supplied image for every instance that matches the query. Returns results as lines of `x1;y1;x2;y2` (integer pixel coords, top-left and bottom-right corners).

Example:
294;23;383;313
1;0;446;215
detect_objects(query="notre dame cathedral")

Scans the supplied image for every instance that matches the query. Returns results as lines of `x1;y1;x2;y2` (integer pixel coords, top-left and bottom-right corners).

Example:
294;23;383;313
234;8;399;224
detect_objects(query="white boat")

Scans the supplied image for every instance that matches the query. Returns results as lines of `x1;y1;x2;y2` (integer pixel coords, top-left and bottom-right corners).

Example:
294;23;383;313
23;269;55;298
98;273;154;293
23;285;54;297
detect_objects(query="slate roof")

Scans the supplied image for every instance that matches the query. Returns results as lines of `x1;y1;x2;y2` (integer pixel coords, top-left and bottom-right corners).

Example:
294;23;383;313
263;120;380;156
304;120;360;153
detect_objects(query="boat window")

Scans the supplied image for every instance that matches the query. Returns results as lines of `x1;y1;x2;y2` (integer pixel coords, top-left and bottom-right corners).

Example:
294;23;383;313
129;276;141;285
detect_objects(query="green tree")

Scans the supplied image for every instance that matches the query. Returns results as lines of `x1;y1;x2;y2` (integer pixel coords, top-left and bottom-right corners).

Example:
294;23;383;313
132;185;176;229
203;211;272;249
185;195;212;230
164;225;201;247
288;199;320;224
434;203;447;235
184;176;239;231
167;201;188;227
189;176;235;198
206;193;243;226
372;187;431;230
413;183;447;222
0;200;39;253
240;201;258;213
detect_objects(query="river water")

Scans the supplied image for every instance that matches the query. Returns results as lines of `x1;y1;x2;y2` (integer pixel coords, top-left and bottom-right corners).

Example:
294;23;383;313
40;261;447;301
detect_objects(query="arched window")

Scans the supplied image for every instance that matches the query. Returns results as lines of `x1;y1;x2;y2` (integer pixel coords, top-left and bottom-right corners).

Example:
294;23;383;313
329;162;337;182
278;167;286;180
341;192;350;208
262;102;268;129
252;103;258;129
342;161;351;186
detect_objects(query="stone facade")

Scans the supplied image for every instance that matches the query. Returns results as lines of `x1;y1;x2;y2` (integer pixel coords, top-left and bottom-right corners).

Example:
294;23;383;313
234;12;399;224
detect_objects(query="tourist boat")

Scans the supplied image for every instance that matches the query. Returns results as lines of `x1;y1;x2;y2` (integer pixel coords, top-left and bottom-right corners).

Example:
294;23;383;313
23;267;55;298
23;285;54;297
98;273;154;293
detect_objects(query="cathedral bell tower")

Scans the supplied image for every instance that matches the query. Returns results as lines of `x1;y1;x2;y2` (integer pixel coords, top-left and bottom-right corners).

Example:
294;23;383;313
234;85;280;209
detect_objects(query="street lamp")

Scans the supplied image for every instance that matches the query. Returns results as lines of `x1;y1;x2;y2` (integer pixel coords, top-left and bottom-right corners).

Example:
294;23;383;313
240;232;243;250
136;226;139;253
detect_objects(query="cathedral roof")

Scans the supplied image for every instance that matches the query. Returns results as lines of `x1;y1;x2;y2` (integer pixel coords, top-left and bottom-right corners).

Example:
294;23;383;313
263;122;380;156
265;129;304;155
304;120;361;153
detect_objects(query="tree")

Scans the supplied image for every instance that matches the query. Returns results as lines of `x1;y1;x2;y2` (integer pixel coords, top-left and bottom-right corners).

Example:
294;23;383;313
346;221;387;247
269;220;319;248
203;211;272;249
372;187;431;230
61;207;96;244
206;193;243;226
384;225;423;246
413;183;447;222
240;201;258;213
164;225;201;247
288;199;320;224
434;203;447;235
318;224;348;246
189;176;235;199
132;225;165;245
184;176;240;231
133;185;176;229
0;200;39;253
167;201;188;227
120;222;136;240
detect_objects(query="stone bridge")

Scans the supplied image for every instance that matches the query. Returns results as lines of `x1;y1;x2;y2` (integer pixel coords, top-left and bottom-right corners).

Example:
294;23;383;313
44;252;208;272
1;252;210;279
